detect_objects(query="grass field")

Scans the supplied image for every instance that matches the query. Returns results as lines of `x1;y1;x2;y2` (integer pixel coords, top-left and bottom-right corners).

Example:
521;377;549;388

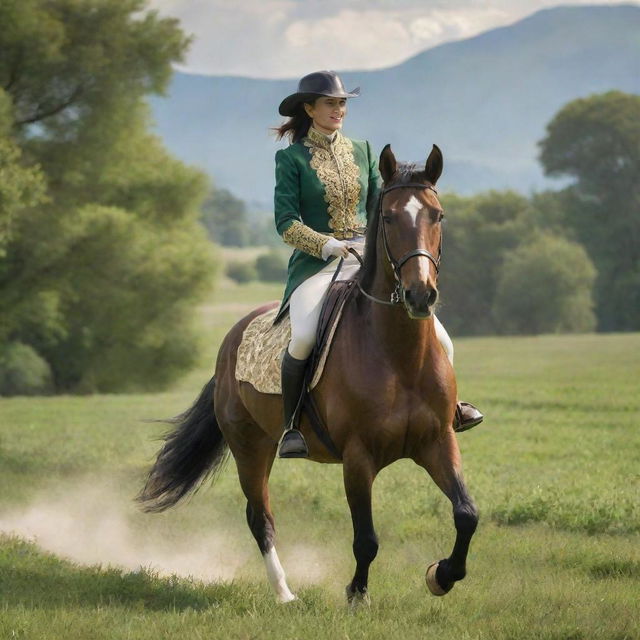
1;280;639;640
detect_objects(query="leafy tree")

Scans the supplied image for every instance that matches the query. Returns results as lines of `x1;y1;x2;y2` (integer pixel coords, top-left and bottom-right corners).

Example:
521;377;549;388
539;91;640;330
438;191;531;335
493;234;596;335
1;0;187;134
0;90;45;256
0;0;217;393
201;188;250;247
250;214;285;248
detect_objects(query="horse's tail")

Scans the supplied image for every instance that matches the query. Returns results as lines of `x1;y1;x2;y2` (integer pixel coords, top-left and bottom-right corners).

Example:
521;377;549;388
137;376;228;513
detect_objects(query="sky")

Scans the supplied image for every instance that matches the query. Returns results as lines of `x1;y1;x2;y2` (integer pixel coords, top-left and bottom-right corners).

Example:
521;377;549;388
147;0;639;78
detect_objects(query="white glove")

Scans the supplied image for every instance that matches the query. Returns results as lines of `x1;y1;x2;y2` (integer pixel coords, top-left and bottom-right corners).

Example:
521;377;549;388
321;237;350;260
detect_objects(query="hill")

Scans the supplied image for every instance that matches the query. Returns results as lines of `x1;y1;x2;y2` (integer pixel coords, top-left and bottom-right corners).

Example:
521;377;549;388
149;4;640;207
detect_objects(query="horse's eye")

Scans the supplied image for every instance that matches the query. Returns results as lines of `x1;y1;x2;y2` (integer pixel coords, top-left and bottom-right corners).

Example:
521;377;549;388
382;215;392;224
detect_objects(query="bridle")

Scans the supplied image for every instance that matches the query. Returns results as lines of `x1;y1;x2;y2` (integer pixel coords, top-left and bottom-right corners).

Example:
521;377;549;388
357;182;443;306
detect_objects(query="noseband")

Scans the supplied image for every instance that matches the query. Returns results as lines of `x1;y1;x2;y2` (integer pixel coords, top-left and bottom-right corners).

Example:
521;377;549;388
358;182;443;306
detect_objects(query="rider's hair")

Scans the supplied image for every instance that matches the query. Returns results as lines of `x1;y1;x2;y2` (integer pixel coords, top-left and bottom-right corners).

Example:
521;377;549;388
274;101;316;143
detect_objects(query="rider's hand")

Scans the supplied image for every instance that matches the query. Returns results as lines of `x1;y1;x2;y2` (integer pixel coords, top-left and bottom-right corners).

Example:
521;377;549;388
322;237;350;260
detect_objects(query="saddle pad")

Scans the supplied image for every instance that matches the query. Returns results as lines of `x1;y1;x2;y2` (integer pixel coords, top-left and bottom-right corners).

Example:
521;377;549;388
235;305;345;394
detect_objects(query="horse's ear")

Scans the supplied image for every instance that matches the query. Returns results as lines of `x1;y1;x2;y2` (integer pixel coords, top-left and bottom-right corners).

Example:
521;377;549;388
379;144;397;183
425;144;443;185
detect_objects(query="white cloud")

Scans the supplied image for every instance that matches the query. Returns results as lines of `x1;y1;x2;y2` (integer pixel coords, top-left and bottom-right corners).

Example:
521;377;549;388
147;0;640;78
284;9;412;67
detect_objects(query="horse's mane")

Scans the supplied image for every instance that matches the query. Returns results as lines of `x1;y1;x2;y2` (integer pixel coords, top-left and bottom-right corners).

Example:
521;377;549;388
359;162;426;291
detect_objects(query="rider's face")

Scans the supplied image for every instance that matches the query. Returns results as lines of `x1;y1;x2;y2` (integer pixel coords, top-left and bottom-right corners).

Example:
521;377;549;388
305;97;347;135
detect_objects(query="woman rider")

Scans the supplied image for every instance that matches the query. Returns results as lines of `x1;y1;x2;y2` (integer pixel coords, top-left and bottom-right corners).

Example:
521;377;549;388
274;71;483;458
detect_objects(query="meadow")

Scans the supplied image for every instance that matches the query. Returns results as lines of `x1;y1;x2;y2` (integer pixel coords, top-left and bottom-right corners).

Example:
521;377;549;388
1;278;639;640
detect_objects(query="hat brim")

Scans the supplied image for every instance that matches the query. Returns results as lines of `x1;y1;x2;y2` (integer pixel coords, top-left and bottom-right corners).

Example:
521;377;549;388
278;87;360;117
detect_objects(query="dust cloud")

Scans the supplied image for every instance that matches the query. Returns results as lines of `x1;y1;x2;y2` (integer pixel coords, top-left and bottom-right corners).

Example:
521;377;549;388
0;478;337;586
0;479;251;581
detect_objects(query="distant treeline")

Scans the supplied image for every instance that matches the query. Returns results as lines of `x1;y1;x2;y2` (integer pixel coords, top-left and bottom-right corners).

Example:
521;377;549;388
0;1;638;396
443;90;640;336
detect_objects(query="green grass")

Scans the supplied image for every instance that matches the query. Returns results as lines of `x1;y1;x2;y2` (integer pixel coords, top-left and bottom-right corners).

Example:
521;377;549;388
1;281;639;639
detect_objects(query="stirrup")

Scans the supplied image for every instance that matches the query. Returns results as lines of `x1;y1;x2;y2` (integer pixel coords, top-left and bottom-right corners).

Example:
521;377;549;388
278;428;308;458
454;402;484;433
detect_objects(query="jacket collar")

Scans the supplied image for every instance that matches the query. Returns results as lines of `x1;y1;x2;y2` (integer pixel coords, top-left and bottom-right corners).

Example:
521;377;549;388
306;126;339;149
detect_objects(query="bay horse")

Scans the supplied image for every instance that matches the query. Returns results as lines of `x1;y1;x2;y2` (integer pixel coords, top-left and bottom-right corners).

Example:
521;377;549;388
138;144;478;605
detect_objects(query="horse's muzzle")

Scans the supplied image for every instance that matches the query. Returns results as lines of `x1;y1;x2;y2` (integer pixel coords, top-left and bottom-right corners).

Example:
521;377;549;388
403;285;438;319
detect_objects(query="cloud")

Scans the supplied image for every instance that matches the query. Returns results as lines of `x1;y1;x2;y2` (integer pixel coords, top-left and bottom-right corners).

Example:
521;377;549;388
147;0;640;78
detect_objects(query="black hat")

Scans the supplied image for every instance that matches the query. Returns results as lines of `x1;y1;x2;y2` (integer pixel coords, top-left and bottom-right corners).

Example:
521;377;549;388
278;70;360;117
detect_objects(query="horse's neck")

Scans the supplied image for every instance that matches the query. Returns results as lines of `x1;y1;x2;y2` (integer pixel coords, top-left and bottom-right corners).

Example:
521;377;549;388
367;270;438;372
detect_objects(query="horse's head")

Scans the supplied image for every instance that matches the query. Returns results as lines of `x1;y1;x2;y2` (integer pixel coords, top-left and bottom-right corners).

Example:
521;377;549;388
376;144;444;319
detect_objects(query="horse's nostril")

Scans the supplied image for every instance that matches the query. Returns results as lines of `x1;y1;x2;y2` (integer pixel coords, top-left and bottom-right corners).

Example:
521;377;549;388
427;288;438;307
404;289;414;306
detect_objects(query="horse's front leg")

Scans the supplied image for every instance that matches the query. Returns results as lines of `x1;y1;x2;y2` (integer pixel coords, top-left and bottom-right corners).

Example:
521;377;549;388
343;450;378;607
415;431;478;596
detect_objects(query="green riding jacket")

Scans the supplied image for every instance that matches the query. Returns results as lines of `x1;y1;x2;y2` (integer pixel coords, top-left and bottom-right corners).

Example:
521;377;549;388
274;126;381;321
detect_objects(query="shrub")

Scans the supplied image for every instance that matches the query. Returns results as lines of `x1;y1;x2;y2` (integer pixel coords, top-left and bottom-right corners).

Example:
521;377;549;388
226;260;257;284
255;250;287;283
0;342;53;396
493;233;596;334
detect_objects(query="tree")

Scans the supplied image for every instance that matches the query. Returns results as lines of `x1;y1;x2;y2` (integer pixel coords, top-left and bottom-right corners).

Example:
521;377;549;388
0;90;45;256
437;191;531;335
200;188;250;246
0;1;217;393
1;0;187;133
539;91;640;330
493;234;596;335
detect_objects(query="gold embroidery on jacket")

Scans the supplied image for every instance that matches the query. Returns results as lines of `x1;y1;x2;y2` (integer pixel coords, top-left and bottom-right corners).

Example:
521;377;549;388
282;220;328;258
304;129;362;239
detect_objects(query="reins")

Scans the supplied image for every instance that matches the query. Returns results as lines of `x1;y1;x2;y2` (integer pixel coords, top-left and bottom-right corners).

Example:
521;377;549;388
356;182;443;306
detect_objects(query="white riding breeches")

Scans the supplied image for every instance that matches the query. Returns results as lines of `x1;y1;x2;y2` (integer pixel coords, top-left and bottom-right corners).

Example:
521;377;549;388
434;315;454;365
286;237;455;365
288;238;365;360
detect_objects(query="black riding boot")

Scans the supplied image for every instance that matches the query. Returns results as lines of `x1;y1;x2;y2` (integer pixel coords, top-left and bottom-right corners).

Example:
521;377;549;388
454;401;484;432
278;351;309;458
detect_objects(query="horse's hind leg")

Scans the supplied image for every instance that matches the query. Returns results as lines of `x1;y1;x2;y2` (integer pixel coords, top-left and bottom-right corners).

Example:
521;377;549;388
233;425;296;603
415;432;478;596
343;451;378;606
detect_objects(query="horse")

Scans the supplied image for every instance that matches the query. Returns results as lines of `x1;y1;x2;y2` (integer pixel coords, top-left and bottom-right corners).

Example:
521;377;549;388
138;143;478;605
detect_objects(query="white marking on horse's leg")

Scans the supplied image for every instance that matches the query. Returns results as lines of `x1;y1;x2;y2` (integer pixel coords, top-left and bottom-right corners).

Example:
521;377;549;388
404;195;423;226
264;546;296;603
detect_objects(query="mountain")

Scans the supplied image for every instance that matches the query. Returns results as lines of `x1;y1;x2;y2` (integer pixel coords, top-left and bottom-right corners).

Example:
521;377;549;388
149;4;640;207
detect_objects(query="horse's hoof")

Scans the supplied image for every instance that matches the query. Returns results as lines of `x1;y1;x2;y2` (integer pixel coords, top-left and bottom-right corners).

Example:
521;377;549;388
425;562;451;596
345;584;371;609
277;592;298;604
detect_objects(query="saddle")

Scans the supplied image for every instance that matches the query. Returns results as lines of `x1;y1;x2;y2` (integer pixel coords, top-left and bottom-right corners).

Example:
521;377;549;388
234;273;358;459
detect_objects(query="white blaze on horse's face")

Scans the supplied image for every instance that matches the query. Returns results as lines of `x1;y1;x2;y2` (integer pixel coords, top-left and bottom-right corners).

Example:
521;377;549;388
403;195;431;281
404;195;423;227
